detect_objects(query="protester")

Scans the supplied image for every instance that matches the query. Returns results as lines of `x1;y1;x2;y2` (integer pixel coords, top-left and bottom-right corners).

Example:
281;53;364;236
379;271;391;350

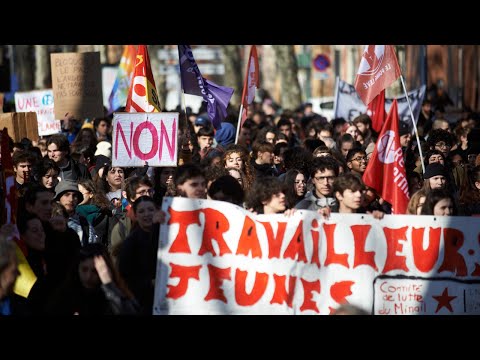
296;157;339;211
46;134;90;182
46;243;139;315
117;196;160;315
109;175;154;264
420;188;456;216
0;226;25;315
283;169;307;209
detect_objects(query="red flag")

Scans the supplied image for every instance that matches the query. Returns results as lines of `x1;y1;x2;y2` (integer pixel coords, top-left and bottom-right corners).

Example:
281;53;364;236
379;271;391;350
240;45;259;126
354;45;401;106
125;45;161;113
362;100;409;214
1;128;17;224
367;89;387;133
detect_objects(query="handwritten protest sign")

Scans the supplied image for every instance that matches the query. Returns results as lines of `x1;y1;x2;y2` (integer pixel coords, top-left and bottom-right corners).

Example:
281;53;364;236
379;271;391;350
51;52;103;120
113;112;178;167
154;198;480;315
15;89;60;136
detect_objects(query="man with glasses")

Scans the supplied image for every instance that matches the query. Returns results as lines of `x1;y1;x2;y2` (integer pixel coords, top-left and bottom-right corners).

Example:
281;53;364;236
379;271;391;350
346;148;367;177
295;157;339;211
427;129;454;158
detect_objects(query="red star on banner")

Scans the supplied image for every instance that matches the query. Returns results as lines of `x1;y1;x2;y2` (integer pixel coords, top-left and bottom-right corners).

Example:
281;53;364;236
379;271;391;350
433;288;457;313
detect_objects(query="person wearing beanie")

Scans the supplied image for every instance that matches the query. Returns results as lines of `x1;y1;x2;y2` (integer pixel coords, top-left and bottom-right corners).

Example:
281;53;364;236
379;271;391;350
54;180;84;203
193;115;212;134
54;180;98;246
421;162;447;191
95;141;112;159
92;155;112;179
398;121;412;148
214;122;236;148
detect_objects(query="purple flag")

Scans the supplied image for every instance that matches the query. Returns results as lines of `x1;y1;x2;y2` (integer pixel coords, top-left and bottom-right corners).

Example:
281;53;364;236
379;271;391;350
178;45;234;129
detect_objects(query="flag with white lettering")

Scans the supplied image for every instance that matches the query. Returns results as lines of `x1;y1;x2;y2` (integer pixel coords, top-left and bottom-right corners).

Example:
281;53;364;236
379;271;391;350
334;79;426;132
362;100;409;214
178;45;234;129
125;45;161;113
354;45;401;106
240;45;259;126
108;45;136;114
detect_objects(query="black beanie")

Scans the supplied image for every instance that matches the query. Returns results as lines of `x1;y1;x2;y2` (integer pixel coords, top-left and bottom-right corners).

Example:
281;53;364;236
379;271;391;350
423;162;446;179
398;121;410;136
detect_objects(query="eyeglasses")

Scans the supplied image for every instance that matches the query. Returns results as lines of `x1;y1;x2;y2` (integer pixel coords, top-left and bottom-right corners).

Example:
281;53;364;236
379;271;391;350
314;176;335;182
136;189;155;196
351;156;367;162
435;142;451;149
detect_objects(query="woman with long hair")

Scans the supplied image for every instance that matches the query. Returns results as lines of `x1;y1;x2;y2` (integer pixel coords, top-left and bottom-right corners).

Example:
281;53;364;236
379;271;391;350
283;169;307;209
45;243;140;315
420;188;456;216
77;179;113;246
33;158;60;189
458;165;480;215
71;128;98;154
222;144;254;191
117;196;160;314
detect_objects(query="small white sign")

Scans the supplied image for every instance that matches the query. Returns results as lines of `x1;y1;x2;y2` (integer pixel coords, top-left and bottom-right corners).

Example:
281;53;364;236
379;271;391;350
112;112;179;167
14;89;61;136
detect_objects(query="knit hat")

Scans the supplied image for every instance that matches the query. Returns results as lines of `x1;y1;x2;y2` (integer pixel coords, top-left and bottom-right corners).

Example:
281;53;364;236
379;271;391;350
214;122;236;148
423;162;446;179
81;121;94;130
195;116;211;127
398;121;410;136
95;141;112;158
94;155;111;173
54;180;83;202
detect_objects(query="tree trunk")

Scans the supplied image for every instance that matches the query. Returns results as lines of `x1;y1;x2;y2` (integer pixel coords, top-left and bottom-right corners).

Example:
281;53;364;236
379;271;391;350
93;45;107;64
77;45;95;53
34;45;50;89
272;45;302;111
220;45;243;107
15;45;34;91
107;45;124;64
60;45;77;53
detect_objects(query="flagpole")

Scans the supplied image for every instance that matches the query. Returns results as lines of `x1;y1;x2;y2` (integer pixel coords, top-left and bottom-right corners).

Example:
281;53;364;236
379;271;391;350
181;89;190;140
235;104;244;144
333;76;340;119
399;75;425;174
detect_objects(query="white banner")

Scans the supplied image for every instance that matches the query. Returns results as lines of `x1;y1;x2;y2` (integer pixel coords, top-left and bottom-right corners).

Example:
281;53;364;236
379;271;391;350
153;198;480;315
14;89;61;136
112;112;178;167
334;79;426;131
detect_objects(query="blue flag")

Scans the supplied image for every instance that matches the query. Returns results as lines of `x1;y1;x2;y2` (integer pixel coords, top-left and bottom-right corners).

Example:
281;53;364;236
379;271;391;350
178;45;234;129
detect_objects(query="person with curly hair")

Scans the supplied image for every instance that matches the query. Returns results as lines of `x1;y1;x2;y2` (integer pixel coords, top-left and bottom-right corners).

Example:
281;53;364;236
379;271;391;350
222;144;254;191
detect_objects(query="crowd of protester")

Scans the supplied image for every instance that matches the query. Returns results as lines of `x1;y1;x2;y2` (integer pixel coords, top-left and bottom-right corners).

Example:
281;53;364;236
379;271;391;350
1;92;480;315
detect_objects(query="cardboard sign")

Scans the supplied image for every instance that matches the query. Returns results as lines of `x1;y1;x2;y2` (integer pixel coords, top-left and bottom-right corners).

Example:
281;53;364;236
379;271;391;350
154;198;480;315
15;89;60;136
112;112;178;167
0;112;39;142
51;52;104;120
